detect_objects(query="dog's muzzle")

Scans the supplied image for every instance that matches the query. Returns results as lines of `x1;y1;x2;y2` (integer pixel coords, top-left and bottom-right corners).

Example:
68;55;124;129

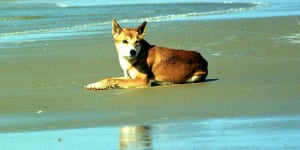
130;49;137;57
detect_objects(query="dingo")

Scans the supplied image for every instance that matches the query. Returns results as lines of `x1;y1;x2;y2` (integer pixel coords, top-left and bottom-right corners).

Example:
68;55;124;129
86;19;208;90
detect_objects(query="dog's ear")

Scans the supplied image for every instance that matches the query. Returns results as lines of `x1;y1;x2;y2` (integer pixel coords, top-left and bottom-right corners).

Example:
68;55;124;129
137;21;147;37
112;19;122;37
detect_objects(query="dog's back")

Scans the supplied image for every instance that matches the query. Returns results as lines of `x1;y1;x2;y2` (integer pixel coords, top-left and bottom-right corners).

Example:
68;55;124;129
138;39;208;84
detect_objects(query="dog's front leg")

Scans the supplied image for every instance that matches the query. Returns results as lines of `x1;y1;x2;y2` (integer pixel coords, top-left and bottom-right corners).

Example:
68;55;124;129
85;77;125;90
85;76;149;90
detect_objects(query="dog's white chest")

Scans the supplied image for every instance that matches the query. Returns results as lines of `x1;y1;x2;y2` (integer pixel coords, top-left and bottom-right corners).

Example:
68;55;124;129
118;56;137;78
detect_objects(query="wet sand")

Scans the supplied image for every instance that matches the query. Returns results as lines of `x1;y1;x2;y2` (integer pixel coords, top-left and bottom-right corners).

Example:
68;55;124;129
1;16;300;148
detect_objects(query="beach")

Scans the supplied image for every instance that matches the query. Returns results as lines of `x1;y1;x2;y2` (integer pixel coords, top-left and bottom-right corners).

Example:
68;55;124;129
1;0;300;148
1;15;300;148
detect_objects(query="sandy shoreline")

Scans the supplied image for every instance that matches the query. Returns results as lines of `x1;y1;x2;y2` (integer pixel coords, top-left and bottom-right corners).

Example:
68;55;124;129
1;16;300;133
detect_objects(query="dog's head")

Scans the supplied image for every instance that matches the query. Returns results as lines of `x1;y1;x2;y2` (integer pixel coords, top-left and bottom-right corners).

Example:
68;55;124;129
112;19;147;60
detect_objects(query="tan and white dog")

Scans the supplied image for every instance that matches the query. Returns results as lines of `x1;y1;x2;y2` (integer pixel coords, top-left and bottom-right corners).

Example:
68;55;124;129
85;19;208;90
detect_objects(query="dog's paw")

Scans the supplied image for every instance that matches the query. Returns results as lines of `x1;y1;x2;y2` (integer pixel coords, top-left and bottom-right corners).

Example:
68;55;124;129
85;82;107;90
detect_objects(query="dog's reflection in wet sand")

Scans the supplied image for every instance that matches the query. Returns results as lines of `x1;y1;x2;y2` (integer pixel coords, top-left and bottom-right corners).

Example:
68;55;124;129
119;126;152;150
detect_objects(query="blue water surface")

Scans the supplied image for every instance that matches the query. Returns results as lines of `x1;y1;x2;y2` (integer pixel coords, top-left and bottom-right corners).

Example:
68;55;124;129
1;0;299;45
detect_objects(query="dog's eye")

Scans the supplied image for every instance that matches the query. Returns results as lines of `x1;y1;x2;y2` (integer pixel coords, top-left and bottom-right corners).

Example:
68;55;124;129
136;40;140;44
122;40;128;44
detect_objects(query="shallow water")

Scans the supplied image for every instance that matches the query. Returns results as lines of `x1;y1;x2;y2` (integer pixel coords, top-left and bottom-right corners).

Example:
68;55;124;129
1;115;300;149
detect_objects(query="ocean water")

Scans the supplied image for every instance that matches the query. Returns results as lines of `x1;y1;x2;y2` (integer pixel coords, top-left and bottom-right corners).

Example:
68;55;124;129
1;0;300;46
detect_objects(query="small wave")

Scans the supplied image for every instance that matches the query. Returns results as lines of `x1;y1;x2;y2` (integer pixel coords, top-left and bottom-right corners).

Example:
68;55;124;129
279;33;300;44
0;21;112;45
0;16;43;21
121;5;260;23
0;21;111;37
56;2;69;8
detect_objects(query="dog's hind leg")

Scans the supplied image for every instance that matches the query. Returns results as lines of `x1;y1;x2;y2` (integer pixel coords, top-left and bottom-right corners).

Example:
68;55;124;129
185;70;207;83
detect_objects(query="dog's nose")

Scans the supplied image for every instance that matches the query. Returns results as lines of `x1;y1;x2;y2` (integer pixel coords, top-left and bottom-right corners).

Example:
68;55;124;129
130;49;137;56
